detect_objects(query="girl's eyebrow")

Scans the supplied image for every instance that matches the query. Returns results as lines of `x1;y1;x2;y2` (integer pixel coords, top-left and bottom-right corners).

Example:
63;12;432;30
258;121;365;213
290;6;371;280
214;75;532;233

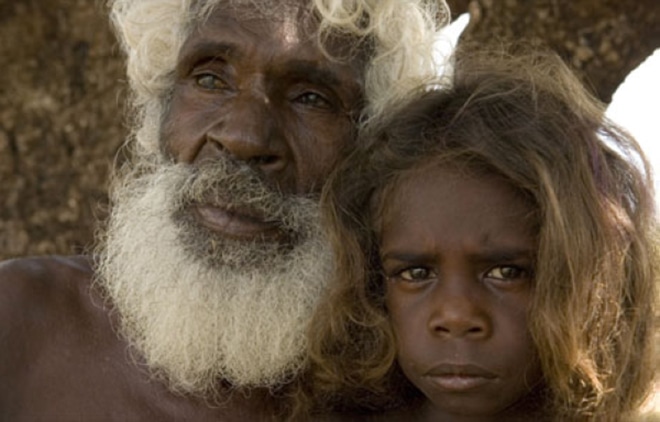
379;251;435;264
380;247;535;264
472;247;535;262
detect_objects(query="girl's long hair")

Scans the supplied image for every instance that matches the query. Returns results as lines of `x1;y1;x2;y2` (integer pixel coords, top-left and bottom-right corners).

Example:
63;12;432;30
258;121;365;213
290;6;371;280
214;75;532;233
304;45;658;421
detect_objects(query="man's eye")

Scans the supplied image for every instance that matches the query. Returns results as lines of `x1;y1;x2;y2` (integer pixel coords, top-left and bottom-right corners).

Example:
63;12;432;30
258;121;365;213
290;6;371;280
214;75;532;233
295;92;332;109
485;265;530;281
396;267;433;282
194;73;227;90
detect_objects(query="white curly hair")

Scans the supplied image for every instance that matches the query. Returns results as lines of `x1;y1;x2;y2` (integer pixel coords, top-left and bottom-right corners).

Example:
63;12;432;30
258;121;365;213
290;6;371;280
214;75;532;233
108;0;449;155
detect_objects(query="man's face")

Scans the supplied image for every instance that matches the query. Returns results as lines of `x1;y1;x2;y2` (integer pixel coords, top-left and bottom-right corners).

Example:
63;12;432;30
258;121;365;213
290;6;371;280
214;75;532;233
161;0;364;242
98;1;365;394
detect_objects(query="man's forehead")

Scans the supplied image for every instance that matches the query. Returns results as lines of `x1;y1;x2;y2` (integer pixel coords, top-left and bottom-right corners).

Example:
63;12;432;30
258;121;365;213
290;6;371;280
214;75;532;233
191;0;318;48
206;0;313;25
184;0;368;72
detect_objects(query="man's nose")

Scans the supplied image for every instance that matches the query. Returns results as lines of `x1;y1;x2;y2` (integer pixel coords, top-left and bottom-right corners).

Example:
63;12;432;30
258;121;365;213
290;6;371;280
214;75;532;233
200;93;286;173
427;276;491;340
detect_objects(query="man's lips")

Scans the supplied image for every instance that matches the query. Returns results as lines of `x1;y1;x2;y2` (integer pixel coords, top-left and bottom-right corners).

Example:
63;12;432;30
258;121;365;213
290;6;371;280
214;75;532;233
193;203;282;240
425;363;497;392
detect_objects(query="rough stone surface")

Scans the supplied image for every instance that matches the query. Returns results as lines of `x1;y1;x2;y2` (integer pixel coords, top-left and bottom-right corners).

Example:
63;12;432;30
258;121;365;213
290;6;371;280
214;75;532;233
0;0;125;259
446;0;660;102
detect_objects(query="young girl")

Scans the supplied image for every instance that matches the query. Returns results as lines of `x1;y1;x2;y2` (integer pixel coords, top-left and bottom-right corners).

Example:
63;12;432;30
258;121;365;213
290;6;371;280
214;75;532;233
304;48;658;421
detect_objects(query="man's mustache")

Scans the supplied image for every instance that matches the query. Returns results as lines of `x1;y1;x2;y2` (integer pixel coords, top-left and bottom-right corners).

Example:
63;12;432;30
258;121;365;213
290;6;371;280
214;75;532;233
175;158;285;211
165;157;319;234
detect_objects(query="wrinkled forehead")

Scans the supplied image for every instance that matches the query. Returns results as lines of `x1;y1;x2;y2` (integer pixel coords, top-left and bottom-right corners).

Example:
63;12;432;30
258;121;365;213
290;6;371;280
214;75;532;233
372;155;538;232
189;0;368;62
190;0;314;38
208;0;310;18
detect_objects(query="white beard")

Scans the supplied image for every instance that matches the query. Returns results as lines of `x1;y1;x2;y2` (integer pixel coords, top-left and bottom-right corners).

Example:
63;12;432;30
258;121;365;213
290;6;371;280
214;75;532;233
96;157;332;395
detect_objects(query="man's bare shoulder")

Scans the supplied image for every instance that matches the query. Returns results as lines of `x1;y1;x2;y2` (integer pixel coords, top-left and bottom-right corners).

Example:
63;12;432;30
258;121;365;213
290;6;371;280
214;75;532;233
0;256;124;419
0;254;94;285
0;254;115;369
0;255;97;322
0;256;299;420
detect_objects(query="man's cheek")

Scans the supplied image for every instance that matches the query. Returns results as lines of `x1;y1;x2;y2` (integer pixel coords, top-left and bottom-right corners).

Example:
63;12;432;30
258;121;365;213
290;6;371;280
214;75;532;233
161;106;215;163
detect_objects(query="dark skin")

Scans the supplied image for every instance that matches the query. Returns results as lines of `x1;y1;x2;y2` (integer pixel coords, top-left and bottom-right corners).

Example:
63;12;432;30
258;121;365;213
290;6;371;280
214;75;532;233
319;165;548;422
0;2;364;420
380;165;544;421
0;256;279;421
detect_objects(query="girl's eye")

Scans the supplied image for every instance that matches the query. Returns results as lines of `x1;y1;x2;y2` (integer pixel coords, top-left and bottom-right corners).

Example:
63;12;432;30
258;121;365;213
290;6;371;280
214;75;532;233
396;266;433;282
485;265;530;281
195;73;228;90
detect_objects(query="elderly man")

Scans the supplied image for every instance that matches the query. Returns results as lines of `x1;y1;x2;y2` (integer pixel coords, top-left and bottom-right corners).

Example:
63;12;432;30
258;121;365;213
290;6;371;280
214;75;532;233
0;0;447;420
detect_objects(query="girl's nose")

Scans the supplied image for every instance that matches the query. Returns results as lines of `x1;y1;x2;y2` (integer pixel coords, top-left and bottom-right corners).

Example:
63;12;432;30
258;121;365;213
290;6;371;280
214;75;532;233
426;275;492;340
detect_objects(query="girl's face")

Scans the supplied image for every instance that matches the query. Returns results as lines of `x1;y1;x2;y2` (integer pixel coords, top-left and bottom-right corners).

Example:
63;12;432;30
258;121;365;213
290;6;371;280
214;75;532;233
379;163;544;420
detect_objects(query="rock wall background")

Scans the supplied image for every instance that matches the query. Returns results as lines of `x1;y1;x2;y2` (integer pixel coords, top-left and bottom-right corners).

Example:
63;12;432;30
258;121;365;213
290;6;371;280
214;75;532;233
0;0;125;259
